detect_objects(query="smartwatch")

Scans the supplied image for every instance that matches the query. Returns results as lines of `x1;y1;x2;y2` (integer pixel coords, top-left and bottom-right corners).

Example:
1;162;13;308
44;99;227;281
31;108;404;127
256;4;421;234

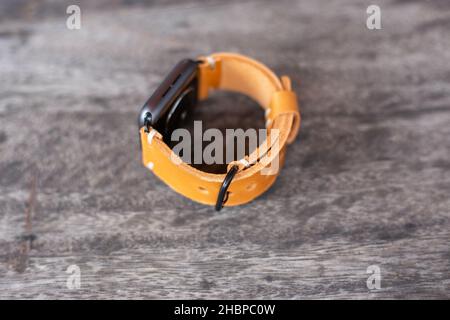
138;53;300;211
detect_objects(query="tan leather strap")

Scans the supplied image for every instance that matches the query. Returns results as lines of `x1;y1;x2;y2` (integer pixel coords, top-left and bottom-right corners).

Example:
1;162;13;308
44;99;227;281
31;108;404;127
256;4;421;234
140;52;300;206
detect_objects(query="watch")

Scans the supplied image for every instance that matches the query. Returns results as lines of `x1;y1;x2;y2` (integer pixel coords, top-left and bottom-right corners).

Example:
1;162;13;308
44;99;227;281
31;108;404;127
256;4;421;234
138;53;300;211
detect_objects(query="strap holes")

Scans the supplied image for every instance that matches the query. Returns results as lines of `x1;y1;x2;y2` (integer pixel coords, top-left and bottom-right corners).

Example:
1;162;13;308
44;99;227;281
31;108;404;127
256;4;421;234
198;186;209;194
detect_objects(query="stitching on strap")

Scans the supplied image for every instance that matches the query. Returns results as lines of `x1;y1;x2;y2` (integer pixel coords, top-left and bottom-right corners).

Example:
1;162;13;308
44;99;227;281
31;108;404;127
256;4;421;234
206;56;216;70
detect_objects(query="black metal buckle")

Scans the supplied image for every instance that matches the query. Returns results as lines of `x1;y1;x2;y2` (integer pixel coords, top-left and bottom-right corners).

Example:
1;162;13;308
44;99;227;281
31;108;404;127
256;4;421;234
215;165;239;211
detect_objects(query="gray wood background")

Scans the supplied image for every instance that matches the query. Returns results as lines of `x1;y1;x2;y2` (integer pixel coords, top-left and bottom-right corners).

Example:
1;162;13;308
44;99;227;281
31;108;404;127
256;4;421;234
0;0;449;299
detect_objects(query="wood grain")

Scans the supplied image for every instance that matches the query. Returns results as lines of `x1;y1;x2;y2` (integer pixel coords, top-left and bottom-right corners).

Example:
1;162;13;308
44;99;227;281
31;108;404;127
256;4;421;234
0;0;449;299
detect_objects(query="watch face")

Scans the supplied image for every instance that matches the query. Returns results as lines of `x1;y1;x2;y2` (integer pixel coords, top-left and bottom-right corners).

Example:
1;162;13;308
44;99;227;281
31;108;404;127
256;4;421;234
138;59;198;141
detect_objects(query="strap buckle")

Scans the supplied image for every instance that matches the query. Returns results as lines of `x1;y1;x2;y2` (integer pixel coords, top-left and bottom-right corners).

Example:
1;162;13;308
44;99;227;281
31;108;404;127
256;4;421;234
215;165;239;211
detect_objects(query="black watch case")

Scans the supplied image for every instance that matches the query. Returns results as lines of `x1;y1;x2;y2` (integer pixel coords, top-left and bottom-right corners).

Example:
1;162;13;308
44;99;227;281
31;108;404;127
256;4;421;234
138;59;198;142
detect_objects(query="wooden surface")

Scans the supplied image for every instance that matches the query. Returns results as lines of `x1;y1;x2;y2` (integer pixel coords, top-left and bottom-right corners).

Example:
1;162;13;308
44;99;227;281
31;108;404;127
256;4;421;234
0;0;449;299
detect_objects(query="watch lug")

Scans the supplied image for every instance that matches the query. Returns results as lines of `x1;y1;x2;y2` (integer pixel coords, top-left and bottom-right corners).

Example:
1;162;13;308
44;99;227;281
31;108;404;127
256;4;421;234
137;59;198;135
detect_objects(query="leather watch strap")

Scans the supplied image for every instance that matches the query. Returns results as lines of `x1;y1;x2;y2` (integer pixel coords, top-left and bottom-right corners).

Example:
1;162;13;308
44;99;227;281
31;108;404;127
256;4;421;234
140;52;300;206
